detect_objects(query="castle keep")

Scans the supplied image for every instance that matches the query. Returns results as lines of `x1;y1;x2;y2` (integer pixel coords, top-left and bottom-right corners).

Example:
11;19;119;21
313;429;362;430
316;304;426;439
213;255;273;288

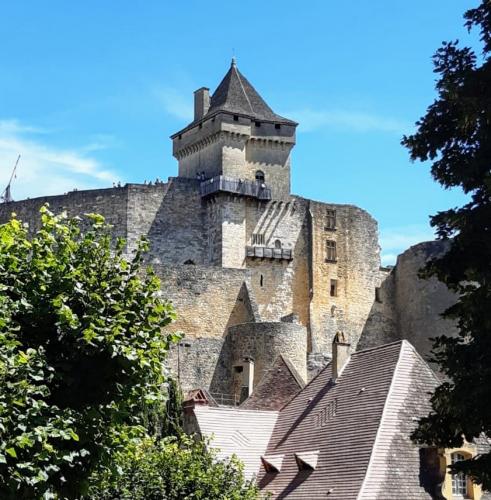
0;61;453;403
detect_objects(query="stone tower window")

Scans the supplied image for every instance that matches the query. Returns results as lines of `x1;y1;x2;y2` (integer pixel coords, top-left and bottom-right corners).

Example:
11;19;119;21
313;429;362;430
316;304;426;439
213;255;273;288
325;240;337;262
260;274;264;287
233;115;239;121
375;287;382;303
255;121;261;127
330;279;338;297
275;124;281;130
255;170;265;183
274;239;282;249
325;209;336;230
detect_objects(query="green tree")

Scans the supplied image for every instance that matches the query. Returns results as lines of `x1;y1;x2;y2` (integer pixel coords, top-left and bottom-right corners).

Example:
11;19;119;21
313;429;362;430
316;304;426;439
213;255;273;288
88;434;261;500
402;1;491;489
0;206;178;498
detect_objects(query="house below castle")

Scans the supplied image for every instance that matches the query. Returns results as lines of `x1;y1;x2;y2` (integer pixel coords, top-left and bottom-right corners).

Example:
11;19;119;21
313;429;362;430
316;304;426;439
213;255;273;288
183;336;488;500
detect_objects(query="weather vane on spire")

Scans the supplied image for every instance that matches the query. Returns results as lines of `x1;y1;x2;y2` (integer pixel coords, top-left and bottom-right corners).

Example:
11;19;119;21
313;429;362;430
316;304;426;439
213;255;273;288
231;48;237;67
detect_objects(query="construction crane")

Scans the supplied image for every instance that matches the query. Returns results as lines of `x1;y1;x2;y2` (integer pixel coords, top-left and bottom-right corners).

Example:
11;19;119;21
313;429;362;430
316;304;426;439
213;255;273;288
1;154;20;204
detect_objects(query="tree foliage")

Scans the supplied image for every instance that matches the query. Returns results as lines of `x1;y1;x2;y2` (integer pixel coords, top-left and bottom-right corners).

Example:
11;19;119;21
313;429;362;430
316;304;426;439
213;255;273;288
402;1;491;488
88;434;261;500
0;207;178;498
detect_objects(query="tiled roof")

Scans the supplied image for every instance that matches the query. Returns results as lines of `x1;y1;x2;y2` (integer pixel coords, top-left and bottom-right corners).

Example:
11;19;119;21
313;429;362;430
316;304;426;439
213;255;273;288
257;340;439;499
193;406;278;480
240;355;305;411
205;60;296;125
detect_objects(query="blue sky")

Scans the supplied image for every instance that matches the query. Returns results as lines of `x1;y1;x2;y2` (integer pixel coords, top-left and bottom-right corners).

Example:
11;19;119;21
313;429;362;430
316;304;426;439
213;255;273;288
0;1;479;264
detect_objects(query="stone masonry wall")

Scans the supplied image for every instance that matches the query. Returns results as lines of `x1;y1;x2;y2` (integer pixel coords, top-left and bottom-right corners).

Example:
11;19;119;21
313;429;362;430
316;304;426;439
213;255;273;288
227;321;307;398
394;241;458;357
0;187;128;240
153;264;254;393
309;200;382;355
244;197;310;326
126;178;208;266
358;240;459;362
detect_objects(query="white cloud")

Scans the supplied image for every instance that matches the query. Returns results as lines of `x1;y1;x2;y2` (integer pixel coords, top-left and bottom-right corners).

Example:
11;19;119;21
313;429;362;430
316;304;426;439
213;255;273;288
380;224;436;266
152;87;193;122
0;120;120;201
285;108;410;134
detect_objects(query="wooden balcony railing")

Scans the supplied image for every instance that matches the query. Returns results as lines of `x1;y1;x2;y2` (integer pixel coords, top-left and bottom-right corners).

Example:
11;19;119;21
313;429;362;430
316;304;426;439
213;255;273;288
200;175;272;200
246;246;293;260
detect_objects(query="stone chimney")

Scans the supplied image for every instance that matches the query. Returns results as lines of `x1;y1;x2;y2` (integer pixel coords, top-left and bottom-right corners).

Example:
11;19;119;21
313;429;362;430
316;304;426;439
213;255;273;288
332;332;350;382
243;357;255;397
194;87;210;121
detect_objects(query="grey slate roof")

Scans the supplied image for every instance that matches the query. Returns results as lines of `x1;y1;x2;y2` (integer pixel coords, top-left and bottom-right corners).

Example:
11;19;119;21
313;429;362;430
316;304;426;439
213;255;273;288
257;341;440;499
205;59;296;125
193;406;278;480
241;355;305;411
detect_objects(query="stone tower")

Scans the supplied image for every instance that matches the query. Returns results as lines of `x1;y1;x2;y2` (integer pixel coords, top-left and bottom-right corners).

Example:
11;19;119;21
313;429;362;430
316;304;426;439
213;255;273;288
171;58;297;200
171;59;298;268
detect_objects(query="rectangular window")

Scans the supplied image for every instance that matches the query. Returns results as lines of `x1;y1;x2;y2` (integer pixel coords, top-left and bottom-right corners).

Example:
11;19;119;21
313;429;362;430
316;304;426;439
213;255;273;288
325;209;336;230
326;240;337;262
375;287;382;303
330;279;338;297
252;233;265;246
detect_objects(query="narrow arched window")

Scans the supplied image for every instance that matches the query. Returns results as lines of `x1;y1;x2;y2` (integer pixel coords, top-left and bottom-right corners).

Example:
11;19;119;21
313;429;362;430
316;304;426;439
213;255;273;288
255;170;265;183
274;239;282;249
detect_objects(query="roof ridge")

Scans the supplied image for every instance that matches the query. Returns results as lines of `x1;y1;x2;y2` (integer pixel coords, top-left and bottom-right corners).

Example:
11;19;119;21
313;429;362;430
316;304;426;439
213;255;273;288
278;354;306;388
234;66;254;114
356;341;405;499
400;339;441;384
278;358;333;412
197;406;278;415
352;339;404;357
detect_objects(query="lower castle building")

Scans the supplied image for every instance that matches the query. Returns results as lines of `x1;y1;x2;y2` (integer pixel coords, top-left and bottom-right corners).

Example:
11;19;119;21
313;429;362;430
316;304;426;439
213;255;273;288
0;61;456;403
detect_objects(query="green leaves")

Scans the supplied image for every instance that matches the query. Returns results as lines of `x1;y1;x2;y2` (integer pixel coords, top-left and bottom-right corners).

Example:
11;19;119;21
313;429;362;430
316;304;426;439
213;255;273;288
0;205;178;498
88;435;261;500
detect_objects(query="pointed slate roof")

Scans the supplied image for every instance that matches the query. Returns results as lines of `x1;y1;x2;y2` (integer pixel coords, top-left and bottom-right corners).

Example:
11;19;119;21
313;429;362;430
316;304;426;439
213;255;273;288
257;341;440;499
240;355;305;411
205;59;296;125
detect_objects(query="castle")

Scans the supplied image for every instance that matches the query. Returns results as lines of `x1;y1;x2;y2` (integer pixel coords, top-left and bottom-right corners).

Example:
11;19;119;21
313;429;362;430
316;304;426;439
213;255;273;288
0;60;457;404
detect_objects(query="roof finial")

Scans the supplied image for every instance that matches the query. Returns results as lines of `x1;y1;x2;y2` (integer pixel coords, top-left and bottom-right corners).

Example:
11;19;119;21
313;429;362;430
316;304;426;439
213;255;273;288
231;56;237;67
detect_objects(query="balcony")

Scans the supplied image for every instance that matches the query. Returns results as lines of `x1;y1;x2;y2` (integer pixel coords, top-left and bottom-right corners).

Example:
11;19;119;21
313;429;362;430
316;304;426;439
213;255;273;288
246;246;293;261
200;175;272;200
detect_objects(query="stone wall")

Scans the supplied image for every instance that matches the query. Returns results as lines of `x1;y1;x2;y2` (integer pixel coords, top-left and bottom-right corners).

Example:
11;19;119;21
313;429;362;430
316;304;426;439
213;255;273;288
228;320;307;396
172;113;295;200
244;197;310;325
358;241;458;361
153;264;254;393
0;186;128;241
393;241;458;357
309;200;383;355
127;179;208;266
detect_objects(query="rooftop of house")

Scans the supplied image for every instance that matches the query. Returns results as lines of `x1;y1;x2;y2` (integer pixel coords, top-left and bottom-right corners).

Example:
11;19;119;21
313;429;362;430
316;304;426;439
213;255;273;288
192;406;279;480
240;355;305;411
258;340;439;499
186;340;443;499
